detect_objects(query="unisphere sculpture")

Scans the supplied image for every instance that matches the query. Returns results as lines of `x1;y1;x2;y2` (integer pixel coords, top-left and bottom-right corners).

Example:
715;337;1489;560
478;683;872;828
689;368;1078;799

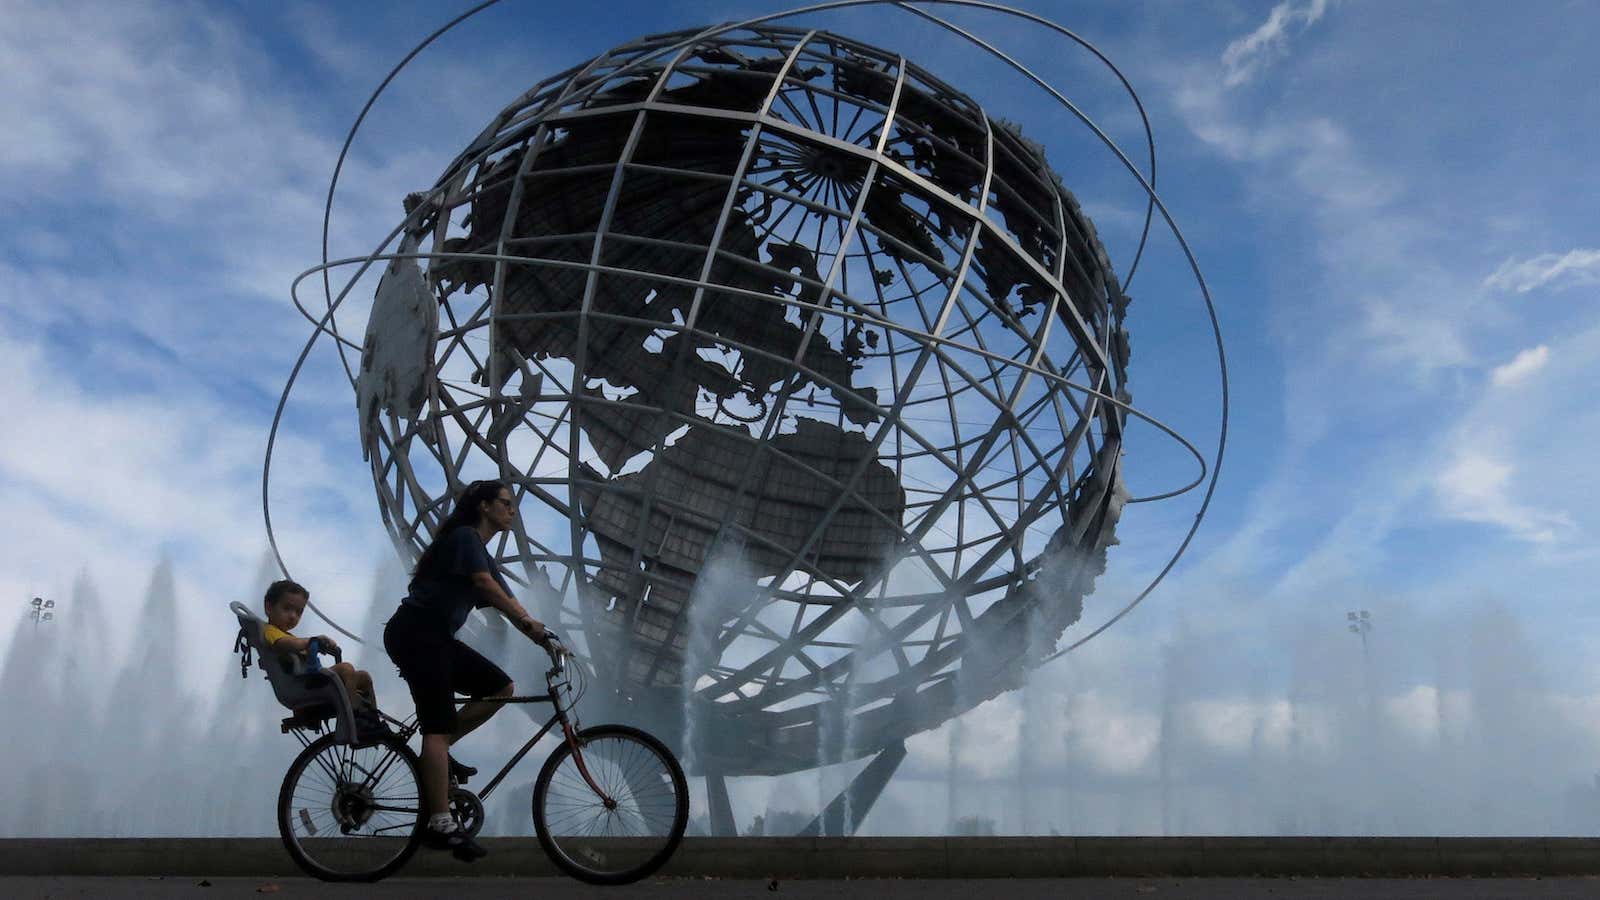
360;21;1129;767
271;4;1227;838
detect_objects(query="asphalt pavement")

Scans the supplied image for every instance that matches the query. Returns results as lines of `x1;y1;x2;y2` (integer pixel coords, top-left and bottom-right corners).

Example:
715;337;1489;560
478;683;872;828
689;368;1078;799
6;877;1599;899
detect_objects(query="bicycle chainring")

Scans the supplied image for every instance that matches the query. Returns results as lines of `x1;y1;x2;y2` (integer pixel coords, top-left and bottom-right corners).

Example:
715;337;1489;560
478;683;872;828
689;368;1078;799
450;787;485;838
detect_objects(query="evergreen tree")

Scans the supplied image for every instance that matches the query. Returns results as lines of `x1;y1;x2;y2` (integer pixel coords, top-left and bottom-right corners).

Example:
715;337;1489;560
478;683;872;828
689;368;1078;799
0;597;65;836
43;571;110;836
101;560;198;835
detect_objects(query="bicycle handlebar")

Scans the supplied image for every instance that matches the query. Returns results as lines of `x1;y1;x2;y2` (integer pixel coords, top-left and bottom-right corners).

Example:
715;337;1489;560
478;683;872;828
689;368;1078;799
305;637;343;668
542;630;567;672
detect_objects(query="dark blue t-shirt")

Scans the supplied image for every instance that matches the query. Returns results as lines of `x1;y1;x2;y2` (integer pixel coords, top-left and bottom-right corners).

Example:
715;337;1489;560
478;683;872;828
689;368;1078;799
403;525;512;634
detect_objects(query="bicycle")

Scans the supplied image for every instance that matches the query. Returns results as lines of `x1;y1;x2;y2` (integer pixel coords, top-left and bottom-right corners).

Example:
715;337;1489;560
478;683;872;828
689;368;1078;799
231;601;689;884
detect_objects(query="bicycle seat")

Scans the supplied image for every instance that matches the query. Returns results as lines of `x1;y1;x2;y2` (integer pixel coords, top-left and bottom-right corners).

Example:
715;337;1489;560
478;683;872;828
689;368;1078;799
230;600;361;745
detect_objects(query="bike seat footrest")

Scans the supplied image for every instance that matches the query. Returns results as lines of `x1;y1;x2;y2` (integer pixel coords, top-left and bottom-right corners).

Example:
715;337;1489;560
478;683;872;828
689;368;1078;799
280;704;335;733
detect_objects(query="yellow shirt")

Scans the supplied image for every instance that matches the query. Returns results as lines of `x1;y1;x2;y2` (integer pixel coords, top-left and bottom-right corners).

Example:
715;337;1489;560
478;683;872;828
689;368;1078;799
263;623;295;649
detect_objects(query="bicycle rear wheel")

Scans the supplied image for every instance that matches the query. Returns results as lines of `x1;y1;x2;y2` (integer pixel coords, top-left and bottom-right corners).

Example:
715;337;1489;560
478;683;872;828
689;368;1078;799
277;733;424;882
532;723;688;884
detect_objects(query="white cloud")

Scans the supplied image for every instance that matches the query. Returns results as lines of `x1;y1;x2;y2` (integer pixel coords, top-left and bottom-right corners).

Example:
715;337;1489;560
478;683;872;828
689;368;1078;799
0;2;321;211
1220;0;1331;88
1433;450;1575;544
1490;344;1550;386
1411;321;1600;563
1069;689;1162;776
877;593;1600;834
0;0;493;332
1382;684;1439;746
1354;290;1473;374
1185;697;1281;755
0;0;563;668
1484;248;1600;294
0;349;392;710
0;317;383;565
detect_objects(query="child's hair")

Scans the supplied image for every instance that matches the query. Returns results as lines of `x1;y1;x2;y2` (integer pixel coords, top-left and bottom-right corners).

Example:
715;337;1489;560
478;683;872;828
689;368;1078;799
264;578;310;613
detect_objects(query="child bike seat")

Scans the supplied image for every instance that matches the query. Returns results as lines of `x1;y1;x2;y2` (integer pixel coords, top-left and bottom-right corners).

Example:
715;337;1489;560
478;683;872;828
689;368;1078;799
230;600;360;745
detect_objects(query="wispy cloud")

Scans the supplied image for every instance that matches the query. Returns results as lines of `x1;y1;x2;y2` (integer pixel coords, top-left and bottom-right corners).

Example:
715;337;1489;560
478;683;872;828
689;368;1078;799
1422;322;1600;558
0;0;437;657
0;1;326;217
1484;248;1600;294
1434;450;1575;544
1220;0;1331;88
0;314;389;659
1169;2;1598;600
1490;344;1550;386
1172;65;1475;393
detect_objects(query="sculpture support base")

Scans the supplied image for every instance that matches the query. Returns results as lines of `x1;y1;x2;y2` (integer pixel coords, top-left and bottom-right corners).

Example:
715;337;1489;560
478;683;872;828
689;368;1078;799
707;771;737;836
800;740;908;837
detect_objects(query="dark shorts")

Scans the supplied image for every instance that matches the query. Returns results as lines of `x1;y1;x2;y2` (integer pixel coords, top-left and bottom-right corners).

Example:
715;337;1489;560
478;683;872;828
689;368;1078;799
383;603;511;735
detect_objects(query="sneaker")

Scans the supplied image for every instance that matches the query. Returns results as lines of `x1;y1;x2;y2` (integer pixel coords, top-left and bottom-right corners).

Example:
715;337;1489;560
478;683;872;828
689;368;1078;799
355;721;390;746
448;754;477;785
421;823;488;862
352;708;390;745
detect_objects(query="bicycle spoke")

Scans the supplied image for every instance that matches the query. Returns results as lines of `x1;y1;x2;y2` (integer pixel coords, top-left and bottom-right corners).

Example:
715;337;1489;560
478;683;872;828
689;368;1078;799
368;803;421;815
280;735;424;881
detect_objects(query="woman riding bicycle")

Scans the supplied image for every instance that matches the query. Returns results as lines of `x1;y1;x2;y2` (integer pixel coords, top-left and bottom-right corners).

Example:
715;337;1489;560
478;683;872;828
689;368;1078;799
383;478;551;861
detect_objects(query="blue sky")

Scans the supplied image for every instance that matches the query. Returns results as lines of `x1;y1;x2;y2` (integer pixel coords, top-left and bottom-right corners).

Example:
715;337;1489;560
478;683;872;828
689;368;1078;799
3;0;1599;834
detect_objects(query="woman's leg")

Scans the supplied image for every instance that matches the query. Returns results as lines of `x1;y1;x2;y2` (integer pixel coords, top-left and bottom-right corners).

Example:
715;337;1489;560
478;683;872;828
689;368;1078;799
451;680;514;744
384;612;456;817
420;733;451;816
444;639;515;745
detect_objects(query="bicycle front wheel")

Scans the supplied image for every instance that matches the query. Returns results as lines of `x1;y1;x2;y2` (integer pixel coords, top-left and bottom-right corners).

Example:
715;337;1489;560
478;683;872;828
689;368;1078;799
532;723;688;884
277;733;424;882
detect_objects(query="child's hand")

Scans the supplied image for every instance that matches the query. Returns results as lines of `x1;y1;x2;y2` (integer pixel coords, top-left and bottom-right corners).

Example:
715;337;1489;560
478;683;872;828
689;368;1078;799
317;635;341;655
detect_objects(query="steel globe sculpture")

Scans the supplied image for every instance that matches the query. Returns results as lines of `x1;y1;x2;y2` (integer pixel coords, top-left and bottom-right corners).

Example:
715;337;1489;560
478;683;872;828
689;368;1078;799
271;3;1225;837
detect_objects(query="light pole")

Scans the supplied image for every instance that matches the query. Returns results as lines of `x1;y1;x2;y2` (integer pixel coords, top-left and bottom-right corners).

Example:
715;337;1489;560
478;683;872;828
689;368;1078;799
1346;609;1376;834
1347;610;1372;661
28;597;54;626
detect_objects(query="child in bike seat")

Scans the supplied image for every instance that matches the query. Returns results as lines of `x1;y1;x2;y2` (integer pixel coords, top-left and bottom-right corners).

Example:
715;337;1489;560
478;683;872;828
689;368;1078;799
264;579;385;737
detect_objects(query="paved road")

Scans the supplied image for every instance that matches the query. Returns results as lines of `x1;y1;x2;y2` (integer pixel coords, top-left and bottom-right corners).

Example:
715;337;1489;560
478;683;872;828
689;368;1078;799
7;877;1598;899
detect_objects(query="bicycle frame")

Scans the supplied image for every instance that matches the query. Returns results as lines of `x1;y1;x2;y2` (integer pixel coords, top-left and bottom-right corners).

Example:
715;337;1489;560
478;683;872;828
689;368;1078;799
374;662;617;807
273;643;686;885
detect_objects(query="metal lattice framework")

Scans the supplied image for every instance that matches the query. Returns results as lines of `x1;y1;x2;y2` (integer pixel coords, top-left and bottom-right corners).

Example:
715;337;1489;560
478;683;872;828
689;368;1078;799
268;2;1228;793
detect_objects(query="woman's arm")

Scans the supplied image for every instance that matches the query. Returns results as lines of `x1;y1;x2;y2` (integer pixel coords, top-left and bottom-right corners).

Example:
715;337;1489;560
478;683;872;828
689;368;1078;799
470;570;549;642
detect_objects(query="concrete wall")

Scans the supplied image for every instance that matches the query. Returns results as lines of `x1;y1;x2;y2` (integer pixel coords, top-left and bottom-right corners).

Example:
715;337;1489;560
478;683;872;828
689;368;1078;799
2;838;1599;878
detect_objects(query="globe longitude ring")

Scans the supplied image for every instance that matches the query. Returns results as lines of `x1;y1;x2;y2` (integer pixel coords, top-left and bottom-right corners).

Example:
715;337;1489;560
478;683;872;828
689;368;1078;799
267;1;1227;782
